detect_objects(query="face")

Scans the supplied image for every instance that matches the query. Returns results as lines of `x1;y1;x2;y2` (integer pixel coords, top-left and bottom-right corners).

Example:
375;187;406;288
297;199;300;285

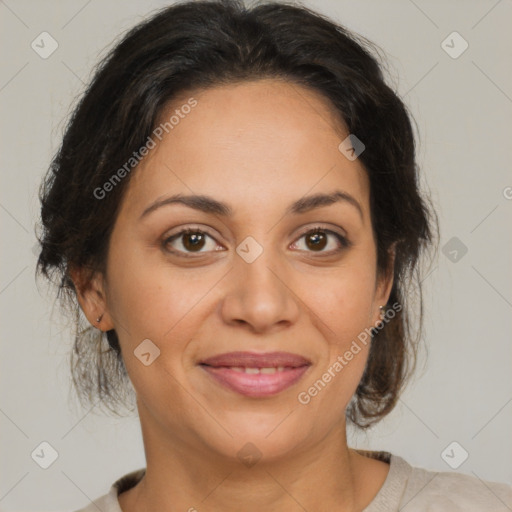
75;79;394;462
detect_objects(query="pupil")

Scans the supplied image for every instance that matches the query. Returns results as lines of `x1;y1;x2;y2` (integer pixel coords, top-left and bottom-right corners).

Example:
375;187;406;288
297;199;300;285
307;231;326;250
184;232;204;251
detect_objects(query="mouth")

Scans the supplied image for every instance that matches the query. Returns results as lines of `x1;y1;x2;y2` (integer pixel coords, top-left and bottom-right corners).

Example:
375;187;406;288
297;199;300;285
198;351;312;398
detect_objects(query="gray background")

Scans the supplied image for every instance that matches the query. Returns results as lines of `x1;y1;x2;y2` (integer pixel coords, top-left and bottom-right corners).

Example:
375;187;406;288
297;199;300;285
1;0;511;510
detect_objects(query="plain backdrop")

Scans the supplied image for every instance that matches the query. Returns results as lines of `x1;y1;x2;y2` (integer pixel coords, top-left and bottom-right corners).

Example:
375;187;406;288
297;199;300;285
1;0;511;510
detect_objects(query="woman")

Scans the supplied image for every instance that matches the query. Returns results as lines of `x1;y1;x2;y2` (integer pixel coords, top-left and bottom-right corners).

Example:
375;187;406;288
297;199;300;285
36;0;512;510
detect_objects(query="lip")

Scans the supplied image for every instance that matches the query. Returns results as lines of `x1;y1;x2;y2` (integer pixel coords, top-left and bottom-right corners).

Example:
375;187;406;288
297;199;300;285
200;351;311;368
199;351;311;398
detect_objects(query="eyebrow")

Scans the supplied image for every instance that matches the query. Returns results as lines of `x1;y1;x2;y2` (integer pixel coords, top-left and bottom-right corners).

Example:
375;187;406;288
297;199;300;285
139;190;363;221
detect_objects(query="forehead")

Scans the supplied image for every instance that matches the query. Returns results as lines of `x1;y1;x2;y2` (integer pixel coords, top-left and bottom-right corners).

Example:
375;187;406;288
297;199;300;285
120;79;370;222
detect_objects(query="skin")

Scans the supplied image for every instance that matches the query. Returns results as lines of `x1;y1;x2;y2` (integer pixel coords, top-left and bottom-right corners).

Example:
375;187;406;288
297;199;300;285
72;78;395;512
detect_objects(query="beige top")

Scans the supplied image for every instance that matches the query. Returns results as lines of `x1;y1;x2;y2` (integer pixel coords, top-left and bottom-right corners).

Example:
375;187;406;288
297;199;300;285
73;450;512;511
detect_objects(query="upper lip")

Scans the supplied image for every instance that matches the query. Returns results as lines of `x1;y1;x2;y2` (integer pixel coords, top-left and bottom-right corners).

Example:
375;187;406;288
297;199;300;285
199;351;311;368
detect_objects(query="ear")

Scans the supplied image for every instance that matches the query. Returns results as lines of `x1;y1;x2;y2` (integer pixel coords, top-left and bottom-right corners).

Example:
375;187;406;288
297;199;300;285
372;242;397;327
68;264;115;331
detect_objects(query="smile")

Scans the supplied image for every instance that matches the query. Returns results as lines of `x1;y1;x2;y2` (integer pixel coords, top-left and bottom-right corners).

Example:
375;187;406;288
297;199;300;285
200;365;310;397
199;351;311;398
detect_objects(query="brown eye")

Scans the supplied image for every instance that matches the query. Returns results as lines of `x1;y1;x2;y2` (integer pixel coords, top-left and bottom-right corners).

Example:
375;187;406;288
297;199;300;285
181;231;206;251
305;230;328;251
292;227;351;254
164;228;219;255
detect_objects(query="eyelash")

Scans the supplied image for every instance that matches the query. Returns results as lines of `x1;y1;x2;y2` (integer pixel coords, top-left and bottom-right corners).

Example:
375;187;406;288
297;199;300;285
163;225;352;258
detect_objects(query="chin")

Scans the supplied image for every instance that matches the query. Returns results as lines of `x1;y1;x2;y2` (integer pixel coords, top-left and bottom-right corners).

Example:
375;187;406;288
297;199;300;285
201;412;313;463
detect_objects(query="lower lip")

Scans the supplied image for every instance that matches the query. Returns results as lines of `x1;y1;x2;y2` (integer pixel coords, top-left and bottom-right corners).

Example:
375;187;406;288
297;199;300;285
200;365;310;397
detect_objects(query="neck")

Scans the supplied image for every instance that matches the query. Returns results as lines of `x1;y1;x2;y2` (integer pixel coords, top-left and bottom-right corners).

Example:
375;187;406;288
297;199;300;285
123;406;374;512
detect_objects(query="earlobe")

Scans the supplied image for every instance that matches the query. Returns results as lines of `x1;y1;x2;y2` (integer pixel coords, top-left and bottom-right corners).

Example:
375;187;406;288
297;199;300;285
373;243;397;326
68;265;113;330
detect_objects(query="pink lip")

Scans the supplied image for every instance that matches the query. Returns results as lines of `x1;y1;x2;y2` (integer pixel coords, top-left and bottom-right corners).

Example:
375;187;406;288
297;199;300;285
199;351;311;398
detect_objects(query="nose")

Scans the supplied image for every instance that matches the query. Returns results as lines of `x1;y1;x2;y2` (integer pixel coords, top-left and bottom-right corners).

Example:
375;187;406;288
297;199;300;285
220;247;301;334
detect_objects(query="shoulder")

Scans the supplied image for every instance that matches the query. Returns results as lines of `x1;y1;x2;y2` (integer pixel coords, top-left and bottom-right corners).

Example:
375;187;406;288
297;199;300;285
71;490;117;512
71;468;146;512
400;459;512;511
360;450;512;512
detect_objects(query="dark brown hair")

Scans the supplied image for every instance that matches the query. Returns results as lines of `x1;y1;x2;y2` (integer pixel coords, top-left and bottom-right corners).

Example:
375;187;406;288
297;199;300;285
35;0;439;428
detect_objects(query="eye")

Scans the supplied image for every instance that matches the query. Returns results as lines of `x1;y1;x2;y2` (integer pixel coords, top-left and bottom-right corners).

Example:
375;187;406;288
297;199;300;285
163;228;222;256
290;226;351;254
163;225;351;257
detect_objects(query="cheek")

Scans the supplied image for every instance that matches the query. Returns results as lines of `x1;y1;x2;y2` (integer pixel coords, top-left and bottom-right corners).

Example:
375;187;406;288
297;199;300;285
105;245;226;391
298;279;373;416
105;251;201;412
299;265;376;340
105;241;199;339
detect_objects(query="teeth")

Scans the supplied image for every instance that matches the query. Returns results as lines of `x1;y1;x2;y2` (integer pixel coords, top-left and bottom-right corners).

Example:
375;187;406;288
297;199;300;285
225;366;288;373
